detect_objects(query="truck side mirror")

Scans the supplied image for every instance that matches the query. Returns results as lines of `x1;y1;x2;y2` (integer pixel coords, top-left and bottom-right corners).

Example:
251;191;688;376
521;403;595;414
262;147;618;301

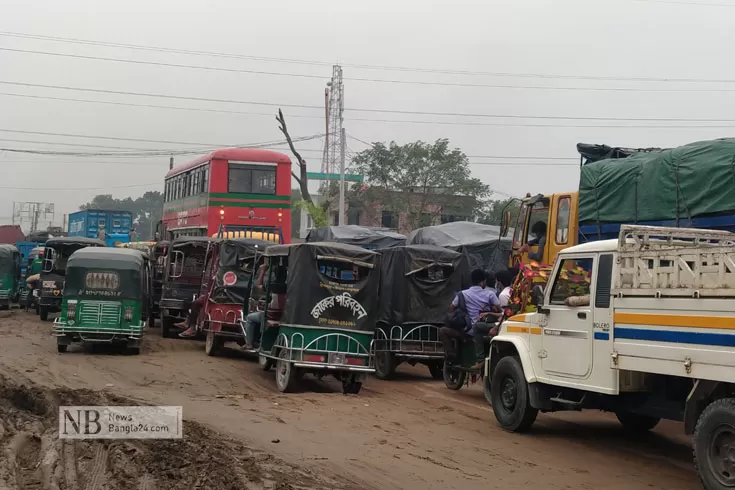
500;211;511;238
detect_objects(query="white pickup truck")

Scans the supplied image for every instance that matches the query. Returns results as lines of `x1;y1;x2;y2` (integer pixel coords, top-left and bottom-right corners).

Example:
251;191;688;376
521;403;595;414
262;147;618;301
485;225;735;490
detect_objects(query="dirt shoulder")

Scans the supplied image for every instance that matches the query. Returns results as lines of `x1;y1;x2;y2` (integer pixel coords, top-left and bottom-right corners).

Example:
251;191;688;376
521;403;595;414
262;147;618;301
0;310;699;489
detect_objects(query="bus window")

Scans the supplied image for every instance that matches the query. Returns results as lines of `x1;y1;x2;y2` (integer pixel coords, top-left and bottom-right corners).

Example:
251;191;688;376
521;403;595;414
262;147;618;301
556;197;571;245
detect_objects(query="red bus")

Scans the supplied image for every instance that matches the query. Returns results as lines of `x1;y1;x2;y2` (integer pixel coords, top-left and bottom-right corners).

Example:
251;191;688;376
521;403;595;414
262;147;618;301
161;148;292;243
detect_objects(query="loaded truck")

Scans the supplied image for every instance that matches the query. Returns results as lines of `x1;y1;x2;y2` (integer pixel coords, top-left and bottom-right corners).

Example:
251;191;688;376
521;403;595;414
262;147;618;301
487;225;735;490
67;209;133;247
505;138;735;267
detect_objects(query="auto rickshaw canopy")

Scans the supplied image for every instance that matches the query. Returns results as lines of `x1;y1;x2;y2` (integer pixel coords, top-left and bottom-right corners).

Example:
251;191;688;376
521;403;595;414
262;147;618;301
64;248;146;299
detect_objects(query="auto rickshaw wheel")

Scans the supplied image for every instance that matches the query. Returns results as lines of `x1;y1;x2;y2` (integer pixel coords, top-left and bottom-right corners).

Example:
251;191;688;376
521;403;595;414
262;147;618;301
127;346;141;355
147;315;156;328
259;354;274;371
161;316;174;338
275;350;299;393
374;352;397;380
428;361;444;380
39;306;49;321
57;343;67;353
443;362;466;390
341;375;362;395
205;331;223;357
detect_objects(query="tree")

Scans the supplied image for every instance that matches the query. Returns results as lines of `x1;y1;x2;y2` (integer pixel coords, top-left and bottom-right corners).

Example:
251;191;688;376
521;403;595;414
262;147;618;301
477;197;521;227
352;139;489;230
79;191;163;240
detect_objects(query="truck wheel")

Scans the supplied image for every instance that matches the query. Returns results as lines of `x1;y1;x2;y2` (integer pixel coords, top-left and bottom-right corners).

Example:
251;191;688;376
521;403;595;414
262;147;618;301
374;352;397;380
616;411;660;432
490;356;538;432
443;362;466;390
39;306;49;322
694;397;735;490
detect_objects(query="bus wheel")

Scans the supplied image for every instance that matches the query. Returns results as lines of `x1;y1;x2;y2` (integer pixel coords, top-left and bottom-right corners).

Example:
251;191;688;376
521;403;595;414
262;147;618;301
694;397;735;490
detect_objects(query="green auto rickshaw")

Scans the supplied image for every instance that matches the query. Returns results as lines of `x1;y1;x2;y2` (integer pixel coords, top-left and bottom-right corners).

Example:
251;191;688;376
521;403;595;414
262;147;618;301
53;247;152;354
254;242;379;394
0;244;21;309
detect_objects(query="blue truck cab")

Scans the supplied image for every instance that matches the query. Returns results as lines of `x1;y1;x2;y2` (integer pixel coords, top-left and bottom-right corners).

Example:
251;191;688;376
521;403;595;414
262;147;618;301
68;210;133;247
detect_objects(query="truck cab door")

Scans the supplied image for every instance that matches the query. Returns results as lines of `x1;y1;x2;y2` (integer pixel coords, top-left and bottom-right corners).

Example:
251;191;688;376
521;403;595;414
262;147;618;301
541;255;595;379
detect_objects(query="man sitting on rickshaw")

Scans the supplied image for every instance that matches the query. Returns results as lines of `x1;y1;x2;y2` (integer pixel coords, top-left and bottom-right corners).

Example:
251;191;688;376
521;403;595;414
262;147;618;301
439;269;502;368
243;261;286;350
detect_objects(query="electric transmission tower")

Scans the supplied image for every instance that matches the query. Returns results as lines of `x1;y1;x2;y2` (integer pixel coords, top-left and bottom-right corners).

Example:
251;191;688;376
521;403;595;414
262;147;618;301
322;65;344;177
321;65;347;224
12;201;55;232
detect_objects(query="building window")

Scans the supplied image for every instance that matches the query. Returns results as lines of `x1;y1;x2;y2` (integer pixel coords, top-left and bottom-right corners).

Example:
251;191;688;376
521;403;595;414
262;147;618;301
381;211;397;229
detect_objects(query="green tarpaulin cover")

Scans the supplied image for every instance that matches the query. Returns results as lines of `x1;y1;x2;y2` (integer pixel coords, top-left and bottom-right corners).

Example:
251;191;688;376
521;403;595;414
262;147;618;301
579;138;735;224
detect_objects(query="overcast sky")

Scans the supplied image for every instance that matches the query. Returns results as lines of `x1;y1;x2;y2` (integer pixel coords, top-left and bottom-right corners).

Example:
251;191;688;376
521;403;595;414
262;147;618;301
2;0;734;230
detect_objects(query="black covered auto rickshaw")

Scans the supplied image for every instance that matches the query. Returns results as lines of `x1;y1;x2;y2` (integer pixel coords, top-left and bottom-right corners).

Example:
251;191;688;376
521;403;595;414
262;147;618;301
373;245;469;379
197;237;272;355
0;244;21;309
39;237;106;321
53;248;152;354
254;242;380;394
160;236;213;337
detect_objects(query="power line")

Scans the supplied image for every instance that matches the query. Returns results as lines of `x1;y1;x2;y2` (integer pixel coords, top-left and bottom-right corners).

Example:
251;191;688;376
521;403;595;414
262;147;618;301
7;46;735;92
2;30;734;84
0;182;160;191
7;92;735;129
5;80;735;122
0;134;325;157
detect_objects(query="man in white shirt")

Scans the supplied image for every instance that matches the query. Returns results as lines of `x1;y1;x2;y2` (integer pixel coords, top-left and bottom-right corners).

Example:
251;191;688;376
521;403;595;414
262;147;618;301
496;270;514;308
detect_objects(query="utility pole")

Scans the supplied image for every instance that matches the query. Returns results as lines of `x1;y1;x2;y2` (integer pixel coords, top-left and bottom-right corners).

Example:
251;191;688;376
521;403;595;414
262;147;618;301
169;155;174;170
323;65;345;224
339;127;346;225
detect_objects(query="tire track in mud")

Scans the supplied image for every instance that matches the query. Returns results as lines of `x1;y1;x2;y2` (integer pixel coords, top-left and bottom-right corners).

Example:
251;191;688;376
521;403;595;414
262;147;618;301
62;441;80;490
82;445;108;490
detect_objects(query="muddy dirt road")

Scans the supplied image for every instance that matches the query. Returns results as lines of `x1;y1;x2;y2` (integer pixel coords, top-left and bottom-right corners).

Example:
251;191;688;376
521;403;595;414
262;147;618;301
0;311;700;489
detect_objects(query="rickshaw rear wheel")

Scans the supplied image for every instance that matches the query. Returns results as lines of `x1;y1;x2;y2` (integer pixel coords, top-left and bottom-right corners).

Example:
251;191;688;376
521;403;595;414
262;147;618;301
147;315;156;328
205;331;223;356
39;306;49;321
56;343;67;353
342;376;362;395
374;352;397;380
259;354;274;371
161;316;174;338
428;362;444;380
275;350;299;393
127;346;141;355
443;362;466;390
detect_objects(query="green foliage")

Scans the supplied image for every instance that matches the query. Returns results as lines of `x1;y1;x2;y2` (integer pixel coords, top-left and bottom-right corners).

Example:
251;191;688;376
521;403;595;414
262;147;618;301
352;139;489;229
477;197;522;227
80;191;163;240
293;200;329;228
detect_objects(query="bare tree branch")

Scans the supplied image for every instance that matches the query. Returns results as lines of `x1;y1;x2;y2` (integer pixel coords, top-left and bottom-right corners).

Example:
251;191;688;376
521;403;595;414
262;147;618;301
276;109;313;205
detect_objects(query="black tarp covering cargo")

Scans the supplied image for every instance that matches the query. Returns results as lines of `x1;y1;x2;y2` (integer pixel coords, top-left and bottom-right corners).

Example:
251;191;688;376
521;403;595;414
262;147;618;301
406;221;511;272
579;138;735;226
377;245;469;327
306;226;406;250
283;242;380;332
0;244;18;273
209;238;272;304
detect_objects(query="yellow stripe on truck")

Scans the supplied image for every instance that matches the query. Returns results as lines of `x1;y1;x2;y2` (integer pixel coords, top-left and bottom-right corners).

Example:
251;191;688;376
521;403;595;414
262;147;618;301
614;312;735;330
